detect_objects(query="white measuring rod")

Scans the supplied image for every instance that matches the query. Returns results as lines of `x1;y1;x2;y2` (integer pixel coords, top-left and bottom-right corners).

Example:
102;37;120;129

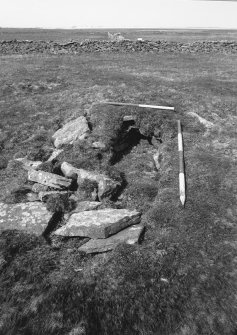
102;101;175;111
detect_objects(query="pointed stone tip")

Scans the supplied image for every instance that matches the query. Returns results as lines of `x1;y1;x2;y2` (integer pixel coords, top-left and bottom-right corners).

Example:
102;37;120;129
180;195;186;206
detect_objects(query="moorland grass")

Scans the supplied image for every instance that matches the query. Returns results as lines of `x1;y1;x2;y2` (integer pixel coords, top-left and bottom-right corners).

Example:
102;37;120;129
0;51;236;334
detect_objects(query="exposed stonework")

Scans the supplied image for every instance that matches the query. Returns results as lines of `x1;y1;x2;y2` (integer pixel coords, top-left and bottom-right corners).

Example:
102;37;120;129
78;223;144;253
0;202;52;235
54;208;141;238
52;116;90;148
61;162;120;200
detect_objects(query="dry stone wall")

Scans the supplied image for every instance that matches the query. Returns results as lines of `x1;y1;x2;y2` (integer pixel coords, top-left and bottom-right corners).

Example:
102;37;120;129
0;39;237;55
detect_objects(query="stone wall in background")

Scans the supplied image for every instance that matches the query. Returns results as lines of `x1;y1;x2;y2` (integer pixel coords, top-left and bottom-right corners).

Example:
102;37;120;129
0;39;236;55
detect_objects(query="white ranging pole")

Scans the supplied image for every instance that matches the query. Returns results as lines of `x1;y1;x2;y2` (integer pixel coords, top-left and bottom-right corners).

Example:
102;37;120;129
177;120;186;206
101;101;175;111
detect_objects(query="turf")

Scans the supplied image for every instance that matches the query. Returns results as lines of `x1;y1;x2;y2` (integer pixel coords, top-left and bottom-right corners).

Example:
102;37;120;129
0;48;236;334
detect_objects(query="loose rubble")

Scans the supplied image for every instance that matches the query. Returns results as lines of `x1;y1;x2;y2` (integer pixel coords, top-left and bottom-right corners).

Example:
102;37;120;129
54;208;141;238
0;109;150;253
0;40;236;55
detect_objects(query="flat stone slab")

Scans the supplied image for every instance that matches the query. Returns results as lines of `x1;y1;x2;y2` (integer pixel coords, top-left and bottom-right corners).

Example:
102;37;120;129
52;116;89;148
28;170;71;189
0;202;52;236
78;223;144;253
54;208;141;238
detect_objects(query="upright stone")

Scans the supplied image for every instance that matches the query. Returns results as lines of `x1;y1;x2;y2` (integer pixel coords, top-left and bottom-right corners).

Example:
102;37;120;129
52;116;89;148
54;208;141;238
0;202;52;235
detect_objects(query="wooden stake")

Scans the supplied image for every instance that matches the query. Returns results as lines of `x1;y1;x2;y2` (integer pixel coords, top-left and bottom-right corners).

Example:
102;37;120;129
178;120;186;206
101;101;175;111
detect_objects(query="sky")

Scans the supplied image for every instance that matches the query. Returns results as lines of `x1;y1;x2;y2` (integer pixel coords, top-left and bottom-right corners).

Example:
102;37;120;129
0;0;237;29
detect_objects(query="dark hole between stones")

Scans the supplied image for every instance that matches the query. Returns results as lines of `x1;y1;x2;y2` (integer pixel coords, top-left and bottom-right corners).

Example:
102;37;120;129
110;127;153;165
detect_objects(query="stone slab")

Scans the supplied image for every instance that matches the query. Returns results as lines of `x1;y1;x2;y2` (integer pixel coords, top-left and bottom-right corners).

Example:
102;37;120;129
0;202;52;236
28;170;71;189
54;208;141;238
78;223;144;253
52;116;89;148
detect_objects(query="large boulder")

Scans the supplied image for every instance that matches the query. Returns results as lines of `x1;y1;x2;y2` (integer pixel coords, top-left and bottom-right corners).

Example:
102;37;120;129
54;208;141;238
52;116;90;148
0;202;52;235
78;223;144;253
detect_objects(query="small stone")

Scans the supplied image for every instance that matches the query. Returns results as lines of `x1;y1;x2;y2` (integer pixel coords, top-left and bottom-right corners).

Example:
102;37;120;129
15;157;42;170
0;202;52;235
47;149;64;162
26;192;39;202
92;141;106;149
78;223;144;253
28;170;71;189
188;111;214;128
151;136;161;147
123;115;136;122
52;116;90;148
32;183;49;193
54;208;141;238
153;149;162;170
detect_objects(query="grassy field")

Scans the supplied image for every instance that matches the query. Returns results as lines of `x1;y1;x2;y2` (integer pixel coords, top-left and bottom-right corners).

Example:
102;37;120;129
1;27;237;42
0;41;237;334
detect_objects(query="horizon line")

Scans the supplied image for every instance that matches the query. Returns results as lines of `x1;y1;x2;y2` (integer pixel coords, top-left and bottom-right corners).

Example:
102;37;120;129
1;26;237;30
